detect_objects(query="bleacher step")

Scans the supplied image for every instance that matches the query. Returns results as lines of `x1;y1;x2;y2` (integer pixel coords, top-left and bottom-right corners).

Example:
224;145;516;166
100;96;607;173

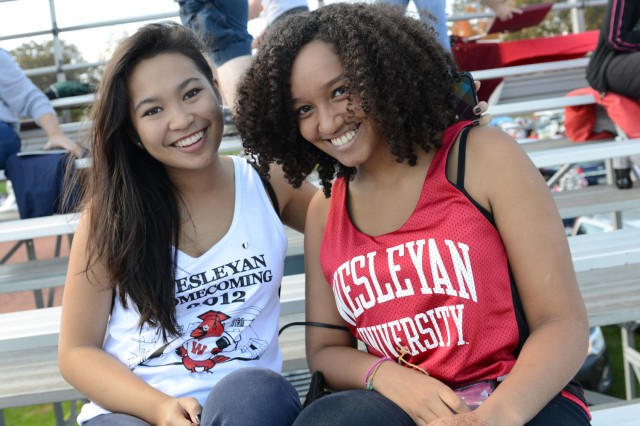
554;185;640;219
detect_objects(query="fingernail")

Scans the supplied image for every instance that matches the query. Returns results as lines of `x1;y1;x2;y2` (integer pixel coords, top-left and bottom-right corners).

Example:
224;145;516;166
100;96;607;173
473;106;481;114
472;120;480;127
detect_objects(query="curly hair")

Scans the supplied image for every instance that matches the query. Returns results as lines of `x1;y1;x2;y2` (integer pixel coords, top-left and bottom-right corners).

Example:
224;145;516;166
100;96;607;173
235;2;459;196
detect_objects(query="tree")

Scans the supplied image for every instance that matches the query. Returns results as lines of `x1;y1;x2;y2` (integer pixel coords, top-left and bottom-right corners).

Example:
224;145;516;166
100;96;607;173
10;39;102;122
10;39;101;93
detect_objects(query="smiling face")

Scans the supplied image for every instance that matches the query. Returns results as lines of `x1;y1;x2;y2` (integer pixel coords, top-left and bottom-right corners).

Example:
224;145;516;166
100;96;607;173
290;40;385;168
128;52;224;176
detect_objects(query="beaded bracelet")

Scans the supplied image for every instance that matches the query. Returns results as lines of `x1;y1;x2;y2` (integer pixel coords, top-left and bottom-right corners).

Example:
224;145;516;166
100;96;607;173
364;356;392;390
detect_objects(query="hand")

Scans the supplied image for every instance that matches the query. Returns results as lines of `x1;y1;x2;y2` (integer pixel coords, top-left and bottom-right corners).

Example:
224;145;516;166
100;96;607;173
375;364;472;425
43;133;84;157
493;2;523;21
473;80;492;126
156;396;202;426
429;411;491;426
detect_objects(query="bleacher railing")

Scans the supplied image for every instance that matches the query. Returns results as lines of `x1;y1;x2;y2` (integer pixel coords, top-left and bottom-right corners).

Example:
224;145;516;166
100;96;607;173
1;0;607;85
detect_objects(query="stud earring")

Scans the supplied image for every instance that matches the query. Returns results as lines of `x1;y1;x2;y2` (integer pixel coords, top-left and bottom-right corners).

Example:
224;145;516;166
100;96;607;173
136;141;144;149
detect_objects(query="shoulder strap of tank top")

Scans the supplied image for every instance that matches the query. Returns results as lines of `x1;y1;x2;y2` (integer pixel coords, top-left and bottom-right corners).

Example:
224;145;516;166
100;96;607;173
456;125;473;188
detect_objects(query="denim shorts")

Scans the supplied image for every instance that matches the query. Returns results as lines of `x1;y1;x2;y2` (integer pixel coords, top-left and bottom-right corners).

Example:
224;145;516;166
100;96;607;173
176;0;252;66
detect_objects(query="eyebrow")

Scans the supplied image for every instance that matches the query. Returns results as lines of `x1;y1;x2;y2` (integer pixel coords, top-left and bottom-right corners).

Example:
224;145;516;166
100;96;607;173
133;77;202;112
291;74;344;104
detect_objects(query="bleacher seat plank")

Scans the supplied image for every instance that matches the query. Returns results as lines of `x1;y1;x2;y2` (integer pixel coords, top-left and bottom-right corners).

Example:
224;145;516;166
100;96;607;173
591;398;640;426
577;263;640;328
471;57;589;81
0;347;83;410
489;94;596;117
554;185;640;220
281;273;305;316
526;138;640;169
0;257;68;294
0;213;78;243
569;228;640;273
0;306;61;351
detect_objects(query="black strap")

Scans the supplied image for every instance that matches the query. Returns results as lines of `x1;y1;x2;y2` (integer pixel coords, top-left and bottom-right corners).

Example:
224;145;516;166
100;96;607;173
250;161;280;218
456;125;473;188
278;321;350;337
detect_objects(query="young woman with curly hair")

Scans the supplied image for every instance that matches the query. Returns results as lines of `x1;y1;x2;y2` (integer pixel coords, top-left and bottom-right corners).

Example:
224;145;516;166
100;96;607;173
236;3;591;425
58;22;316;425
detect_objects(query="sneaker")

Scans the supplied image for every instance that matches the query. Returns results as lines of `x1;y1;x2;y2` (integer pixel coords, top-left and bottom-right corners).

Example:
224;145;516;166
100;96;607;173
222;105;238;136
0;192;18;212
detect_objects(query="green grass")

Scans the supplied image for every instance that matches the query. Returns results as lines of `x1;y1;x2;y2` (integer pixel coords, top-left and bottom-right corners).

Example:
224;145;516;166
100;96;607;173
601;325;640;399
4;327;640;424
2;401;83;426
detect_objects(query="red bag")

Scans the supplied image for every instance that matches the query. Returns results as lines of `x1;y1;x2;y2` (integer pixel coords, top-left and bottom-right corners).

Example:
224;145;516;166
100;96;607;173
564;87;640;142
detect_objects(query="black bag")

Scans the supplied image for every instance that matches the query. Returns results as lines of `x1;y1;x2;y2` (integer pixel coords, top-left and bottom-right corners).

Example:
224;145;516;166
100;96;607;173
303;371;332;408
277;321;349;409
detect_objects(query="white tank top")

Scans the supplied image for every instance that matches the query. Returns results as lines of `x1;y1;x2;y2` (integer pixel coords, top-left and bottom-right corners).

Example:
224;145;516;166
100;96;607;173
78;156;287;423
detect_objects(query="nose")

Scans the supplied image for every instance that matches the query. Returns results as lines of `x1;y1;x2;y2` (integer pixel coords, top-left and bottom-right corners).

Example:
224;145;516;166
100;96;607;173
168;106;194;131
317;103;342;137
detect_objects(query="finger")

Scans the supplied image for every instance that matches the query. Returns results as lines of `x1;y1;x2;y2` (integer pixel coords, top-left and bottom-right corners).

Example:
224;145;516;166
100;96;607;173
473;80;481;92
474;101;488;116
477;113;493;127
440;392;472;415
180;398;202;424
512;8;524;15
415;415;430;426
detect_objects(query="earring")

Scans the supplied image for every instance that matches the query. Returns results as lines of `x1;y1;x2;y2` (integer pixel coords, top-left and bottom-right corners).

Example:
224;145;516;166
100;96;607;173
136;141;144;149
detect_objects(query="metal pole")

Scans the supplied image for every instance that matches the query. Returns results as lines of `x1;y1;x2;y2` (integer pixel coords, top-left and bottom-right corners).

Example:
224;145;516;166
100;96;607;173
569;0;586;34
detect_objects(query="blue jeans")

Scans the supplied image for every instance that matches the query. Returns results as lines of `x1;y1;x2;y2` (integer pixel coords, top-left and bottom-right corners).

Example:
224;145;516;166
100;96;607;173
176;0;252;67
293;390;415;426
0;121;21;170
378;0;450;51
293;389;592;425
85;367;302;425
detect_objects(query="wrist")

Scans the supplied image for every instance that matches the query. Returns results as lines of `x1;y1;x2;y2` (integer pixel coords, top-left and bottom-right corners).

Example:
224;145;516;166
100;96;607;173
364;357;393;390
474;397;524;426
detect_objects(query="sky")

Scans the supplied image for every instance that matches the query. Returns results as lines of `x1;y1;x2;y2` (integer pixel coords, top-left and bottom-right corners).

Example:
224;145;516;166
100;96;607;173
0;0;351;63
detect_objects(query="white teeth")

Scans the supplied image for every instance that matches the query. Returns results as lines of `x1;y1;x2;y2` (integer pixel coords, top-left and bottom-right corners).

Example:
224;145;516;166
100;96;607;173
174;130;204;148
331;129;356;147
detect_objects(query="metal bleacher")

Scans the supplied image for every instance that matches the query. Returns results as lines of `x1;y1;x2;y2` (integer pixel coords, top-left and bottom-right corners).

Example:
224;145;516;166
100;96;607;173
3;0;640;425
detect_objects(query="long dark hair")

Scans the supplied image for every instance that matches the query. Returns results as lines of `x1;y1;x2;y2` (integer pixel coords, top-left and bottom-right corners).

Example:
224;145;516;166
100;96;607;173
236;2;459;196
79;22;216;338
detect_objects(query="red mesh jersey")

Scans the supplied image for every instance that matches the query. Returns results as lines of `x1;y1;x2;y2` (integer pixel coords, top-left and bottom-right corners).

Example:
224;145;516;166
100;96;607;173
320;122;522;388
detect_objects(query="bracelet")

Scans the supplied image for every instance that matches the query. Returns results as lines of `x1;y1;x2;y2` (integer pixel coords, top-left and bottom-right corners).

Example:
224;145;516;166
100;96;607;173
364;357;392;390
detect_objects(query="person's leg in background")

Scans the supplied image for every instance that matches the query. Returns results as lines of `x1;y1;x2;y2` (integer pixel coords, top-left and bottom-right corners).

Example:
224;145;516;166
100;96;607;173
377;0;450;51
412;0;450;51
0;122;21;212
177;0;253;111
605;52;640;101
0;121;21;170
200;367;301;426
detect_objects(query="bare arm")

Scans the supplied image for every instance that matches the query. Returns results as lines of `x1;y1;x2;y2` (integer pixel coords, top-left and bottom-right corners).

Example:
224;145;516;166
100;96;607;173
432;127;589;425
58;213;201;425
38;112;83;156
267;163;319;233
248;0;263;21
304;192;470;425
